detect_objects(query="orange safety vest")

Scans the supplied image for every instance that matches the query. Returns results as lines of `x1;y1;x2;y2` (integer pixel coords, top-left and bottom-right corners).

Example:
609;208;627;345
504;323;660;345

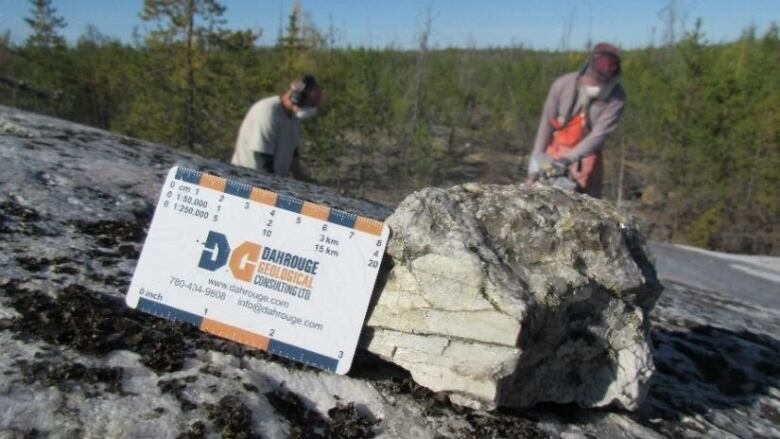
545;112;604;198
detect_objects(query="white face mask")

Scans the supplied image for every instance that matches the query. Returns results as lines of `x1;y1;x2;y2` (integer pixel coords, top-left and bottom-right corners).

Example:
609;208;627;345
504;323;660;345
584;85;602;98
295;108;318;120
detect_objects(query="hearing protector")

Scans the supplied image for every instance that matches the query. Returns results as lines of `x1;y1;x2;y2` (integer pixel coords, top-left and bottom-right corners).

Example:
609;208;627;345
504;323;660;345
579;51;621;79
290;74;318;106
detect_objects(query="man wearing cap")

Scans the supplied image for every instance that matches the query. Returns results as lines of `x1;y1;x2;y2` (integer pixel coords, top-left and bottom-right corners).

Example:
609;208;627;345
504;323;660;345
526;43;625;198
231;75;322;180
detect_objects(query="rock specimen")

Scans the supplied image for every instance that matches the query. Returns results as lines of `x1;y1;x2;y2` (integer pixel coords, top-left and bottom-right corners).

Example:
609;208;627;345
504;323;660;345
364;183;663;410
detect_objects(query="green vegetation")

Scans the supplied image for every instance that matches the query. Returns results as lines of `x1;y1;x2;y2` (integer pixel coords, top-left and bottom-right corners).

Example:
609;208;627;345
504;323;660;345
1;1;778;254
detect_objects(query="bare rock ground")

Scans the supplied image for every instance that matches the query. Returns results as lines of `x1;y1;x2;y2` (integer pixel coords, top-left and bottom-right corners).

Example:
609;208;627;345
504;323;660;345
1;105;778;438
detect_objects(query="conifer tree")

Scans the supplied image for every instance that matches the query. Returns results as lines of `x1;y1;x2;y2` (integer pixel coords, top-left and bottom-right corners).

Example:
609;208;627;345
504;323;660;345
277;0;321;76
140;0;226;149
25;0;67;49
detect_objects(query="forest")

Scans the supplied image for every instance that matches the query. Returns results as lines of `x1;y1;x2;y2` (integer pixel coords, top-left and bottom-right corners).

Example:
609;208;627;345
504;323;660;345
1;0;778;255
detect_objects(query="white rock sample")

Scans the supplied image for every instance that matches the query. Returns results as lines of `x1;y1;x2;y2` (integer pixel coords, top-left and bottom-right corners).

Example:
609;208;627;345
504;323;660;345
363;183;663;411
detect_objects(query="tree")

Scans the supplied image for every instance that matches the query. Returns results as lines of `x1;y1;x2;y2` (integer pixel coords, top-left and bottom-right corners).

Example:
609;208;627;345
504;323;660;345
277;0;320;76
140;0;226;149
69;26;135;129
25;0;67;48
141;0;225;44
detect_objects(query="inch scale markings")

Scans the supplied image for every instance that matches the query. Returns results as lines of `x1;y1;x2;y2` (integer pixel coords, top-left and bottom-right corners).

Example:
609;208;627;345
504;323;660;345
127;166;389;374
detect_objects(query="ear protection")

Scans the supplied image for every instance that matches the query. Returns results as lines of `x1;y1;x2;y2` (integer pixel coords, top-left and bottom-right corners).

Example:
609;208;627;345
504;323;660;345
290;74;317;106
580;51;621;80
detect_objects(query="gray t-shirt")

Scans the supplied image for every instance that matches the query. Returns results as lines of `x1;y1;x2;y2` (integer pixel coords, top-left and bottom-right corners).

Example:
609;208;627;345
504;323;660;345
231;96;301;176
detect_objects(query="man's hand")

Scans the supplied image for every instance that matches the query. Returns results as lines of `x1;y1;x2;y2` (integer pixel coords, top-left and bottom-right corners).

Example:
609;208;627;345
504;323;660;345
526;154;543;180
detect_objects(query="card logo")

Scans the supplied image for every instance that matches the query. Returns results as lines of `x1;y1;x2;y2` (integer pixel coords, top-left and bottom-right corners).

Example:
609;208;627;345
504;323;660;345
198;231;320;300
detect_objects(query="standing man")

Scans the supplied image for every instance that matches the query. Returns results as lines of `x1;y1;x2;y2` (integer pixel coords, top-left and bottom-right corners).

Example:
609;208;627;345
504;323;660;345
527;43;625;198
231;75;323;180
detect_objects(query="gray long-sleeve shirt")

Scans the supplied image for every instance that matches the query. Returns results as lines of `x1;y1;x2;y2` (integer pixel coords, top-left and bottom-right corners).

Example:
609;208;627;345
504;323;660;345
531;72;626;161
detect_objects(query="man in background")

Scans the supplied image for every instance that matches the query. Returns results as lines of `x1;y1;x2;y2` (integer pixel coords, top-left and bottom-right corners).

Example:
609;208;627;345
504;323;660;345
526;43;625;198
231;75;323;180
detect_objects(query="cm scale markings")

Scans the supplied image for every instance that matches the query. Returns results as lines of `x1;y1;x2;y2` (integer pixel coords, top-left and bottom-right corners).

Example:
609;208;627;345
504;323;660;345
126;166;390;374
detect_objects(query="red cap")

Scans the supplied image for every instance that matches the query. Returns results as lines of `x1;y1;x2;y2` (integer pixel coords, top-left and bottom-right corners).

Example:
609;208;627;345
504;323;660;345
588;42;621;82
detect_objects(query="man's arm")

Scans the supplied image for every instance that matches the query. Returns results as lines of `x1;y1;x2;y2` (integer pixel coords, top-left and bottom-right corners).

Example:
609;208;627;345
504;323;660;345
531;79;563;157
526;79;563;182
289;149;313;182
258;116;278;155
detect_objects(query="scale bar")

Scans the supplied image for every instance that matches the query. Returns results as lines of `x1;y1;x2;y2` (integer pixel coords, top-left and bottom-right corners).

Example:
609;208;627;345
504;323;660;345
138;298;202;326
172;166;385;236
135;297;338;372
268;339;338;372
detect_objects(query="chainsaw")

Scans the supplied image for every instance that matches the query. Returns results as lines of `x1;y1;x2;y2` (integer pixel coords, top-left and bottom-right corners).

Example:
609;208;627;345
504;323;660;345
528;153;578;192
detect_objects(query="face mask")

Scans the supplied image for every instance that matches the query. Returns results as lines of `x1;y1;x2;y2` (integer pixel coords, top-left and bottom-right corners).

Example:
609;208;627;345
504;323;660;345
295;108;318;120
584;85;602;98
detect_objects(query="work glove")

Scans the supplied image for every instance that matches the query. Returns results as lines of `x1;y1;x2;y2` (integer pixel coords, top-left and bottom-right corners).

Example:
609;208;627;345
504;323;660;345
527;154;541;176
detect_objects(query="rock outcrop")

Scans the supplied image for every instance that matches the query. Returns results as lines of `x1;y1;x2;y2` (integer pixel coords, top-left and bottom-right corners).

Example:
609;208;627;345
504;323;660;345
1;105;779;438
364;184;662;410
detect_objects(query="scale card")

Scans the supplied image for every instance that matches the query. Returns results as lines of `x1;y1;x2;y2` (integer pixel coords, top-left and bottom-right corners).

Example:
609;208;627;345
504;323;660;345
126;166;390;374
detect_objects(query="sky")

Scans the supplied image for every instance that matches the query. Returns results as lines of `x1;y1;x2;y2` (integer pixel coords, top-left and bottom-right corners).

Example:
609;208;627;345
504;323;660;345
2;0;779;50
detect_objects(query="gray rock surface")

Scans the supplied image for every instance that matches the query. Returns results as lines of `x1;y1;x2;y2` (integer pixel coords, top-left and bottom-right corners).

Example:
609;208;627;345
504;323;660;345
1;104;779;438
364;184;662;411
650;242;780;311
